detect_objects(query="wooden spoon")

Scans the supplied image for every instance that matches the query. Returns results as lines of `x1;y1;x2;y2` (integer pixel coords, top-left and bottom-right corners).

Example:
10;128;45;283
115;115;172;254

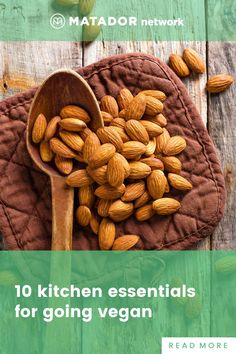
26;69;103;250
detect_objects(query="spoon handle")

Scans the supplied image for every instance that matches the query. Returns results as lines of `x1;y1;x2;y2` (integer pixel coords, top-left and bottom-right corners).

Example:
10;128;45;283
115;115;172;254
50;176;74;250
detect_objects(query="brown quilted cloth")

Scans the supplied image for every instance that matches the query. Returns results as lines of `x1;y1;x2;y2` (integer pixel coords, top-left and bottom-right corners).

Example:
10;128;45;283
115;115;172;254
0;53;226;250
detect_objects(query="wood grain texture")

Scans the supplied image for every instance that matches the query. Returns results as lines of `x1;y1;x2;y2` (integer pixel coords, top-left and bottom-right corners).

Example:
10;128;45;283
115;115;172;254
207;42;236;250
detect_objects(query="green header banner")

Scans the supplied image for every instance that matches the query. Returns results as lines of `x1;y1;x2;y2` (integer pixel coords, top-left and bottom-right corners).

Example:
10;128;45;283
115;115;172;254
0;0;235;41
0;251;236;353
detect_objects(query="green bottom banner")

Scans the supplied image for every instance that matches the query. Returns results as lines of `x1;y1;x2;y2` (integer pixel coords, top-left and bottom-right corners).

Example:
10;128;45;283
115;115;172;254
0;251;235;353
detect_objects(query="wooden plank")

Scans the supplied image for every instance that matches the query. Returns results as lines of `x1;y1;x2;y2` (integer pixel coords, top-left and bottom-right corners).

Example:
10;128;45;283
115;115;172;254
0;41;83;100
207;42;236;250
83;40;209;250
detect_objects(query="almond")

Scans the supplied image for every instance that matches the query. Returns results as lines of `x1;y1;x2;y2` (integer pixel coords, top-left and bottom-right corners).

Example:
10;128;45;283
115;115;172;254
117;88;133;110
152;198;181;215
112;235;140;250
163;136;187;156
134;191;151;209
79;0;96;16
135;203;155;221
121;181;146;202
114;153;130;178
95;184;125;199
122;141;146;160
59;118;87;132
98;218;116;250
44;116;61;141
147;170;167;199
144;113;167;127
140;120;163;138
169;54;190;77
145;96;164;116
101;111;114;125
183;48;205;74
140;90;166;102
80;127;93;141
125;93;147;121
97;199;113;217
119;109;127;118
50;138;76;158
110;118;126;129
97;127;123;151
108;200;134;222
76;206;92;227
78;185;95;208
60;105;91;123
107;153;125;187
112;126;130;142
66;169;93;187
59;130;84;152
83;19;101;42
100;95;119;117
32;113;47;143
128;161;151;179
55;155;73;175
40;141;54;162
125;120;149;145
140;157;164;171
145;138;156;156
162;156;182;174
89;213;99;235
87;165;108;185
83;132;101;163
206;74;234;93
168;173;192;191
88;143;116;169
155;128;170;154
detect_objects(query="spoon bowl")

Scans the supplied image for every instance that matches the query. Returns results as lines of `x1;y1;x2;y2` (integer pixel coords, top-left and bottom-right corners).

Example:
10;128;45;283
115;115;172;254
26;69;103;250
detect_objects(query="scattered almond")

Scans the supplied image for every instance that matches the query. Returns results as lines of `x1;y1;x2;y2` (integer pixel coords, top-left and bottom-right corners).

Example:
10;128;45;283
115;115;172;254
125;93;147;121
183;48;205;74
135;204;155;221
100;95;119;117
168;173;193;191
88;143;116;169
66;169;93;188
55;155;73;175
60;105;91;123
163;136;187;156
78;185;95;208
32;113;47;143
152;198;181;215
98;218;116;250
125;120;149;145
140;90;166;102
76;206;92;227
44;116;61;141
117;88;133;110
59;118;87;132
169;54;190;77
59;130;84;152
40;141;54;162
50;138;76;158
206;74;234;93
107;153;125;187
112;235;140;250
95;184;126;200
121;181;146;202
108;200;134;222
147;170;167;199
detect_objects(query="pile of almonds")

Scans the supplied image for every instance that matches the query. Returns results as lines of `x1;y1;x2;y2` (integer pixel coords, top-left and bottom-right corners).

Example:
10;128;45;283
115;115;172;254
32;88;193;250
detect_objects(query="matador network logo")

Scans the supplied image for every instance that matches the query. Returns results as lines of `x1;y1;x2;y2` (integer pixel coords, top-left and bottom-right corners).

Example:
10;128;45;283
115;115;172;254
50;13;66;29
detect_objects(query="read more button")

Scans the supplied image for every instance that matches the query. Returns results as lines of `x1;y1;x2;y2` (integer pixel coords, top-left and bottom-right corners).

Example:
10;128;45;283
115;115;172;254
162;338;236;354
